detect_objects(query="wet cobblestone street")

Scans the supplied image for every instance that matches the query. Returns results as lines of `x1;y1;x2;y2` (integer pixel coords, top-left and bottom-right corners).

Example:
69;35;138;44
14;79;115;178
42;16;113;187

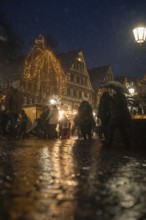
0;136;146;220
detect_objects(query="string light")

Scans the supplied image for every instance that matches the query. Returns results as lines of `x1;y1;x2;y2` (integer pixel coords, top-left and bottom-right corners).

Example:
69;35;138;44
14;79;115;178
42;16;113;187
22;34;66;104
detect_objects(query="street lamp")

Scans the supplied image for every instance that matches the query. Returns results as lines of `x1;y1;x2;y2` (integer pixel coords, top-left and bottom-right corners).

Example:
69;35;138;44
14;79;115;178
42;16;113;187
133;25;146;45
50;98;57;105
128;87;135;96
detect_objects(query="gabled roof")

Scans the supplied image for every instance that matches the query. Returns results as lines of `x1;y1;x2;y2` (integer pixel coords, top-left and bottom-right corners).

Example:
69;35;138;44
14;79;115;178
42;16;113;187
57;49;81;72
88;65;113;90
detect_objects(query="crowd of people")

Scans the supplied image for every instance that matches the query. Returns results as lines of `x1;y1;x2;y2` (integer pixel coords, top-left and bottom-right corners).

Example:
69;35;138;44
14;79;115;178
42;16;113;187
0;100;96;140
0;109;28;139
27;104;72;140
0;85;131;147
26;102;96;140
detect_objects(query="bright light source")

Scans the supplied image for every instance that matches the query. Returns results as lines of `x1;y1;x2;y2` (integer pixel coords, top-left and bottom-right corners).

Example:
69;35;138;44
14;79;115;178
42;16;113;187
59;110;65;120
50;98;57;105
133;26;146;44
128;87;135;96
73;111;77;115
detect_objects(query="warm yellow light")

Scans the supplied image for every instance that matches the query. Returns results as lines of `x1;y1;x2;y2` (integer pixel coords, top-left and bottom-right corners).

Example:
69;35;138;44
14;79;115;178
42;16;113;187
59;110;65;120
22;35;65;101
73;110;77;115
133;26;146;43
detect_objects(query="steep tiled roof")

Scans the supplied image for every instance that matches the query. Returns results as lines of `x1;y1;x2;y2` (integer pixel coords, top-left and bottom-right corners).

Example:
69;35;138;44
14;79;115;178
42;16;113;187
88;65;112;91
57;50;81;72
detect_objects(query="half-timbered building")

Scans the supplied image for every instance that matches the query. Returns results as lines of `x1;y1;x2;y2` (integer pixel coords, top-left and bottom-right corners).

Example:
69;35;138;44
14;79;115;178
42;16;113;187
58;50;94;112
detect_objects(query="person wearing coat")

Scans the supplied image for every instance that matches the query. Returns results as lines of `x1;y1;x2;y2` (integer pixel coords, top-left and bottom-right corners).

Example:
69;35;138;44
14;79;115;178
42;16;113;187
47;105;59;139
59;115;71;139
106;89;131;148
97;85;111;143
78;100;95;140
74;113;82;140
39;106;50;138
16;109;28;139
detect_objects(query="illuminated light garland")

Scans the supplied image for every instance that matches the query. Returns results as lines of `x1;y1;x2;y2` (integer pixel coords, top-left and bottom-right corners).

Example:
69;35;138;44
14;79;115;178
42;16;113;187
22;35;66;104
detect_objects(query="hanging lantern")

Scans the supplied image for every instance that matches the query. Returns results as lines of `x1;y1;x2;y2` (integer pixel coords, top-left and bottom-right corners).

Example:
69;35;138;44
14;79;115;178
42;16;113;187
133;26;146;44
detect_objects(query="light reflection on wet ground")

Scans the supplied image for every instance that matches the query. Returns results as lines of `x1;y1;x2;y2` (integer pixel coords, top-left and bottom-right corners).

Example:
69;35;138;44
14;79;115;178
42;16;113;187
0;137;146;220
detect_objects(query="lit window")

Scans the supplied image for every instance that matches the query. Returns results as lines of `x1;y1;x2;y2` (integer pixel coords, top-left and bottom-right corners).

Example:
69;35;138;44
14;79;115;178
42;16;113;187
23;97;27;105
82;78;85;85
64;88;67;96
76;90;79;98
70;88;73;97
82;91;84;98
74;75;77;83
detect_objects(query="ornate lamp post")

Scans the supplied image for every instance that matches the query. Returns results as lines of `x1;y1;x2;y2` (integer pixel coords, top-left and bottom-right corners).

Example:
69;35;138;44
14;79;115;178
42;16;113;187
133;25;146;46
132;25;146;113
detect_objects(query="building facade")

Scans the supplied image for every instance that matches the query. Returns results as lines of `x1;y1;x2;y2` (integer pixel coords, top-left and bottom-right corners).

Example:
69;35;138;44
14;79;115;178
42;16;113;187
58;50;94;112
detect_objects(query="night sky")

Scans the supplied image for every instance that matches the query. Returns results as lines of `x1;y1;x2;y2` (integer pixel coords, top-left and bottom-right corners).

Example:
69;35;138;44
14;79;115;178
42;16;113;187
1;0;146;77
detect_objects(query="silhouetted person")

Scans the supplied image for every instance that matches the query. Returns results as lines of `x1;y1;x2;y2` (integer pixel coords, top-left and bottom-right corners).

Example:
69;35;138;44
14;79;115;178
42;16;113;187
78;100;95;140
59;115;71;139
106;90;131;148
39;105;50;138
97;85;111;143
16;109;28;139
47;105;59;139
74;113;82;140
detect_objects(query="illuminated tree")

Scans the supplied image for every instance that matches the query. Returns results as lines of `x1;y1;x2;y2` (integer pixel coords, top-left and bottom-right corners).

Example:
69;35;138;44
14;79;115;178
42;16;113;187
22;35;66;104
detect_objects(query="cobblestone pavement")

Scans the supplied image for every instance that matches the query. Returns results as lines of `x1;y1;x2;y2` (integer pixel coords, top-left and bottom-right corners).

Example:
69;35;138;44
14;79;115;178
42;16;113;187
0;136;146;220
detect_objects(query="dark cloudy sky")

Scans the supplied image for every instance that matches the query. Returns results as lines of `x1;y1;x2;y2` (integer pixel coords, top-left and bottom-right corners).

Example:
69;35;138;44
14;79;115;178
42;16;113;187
1;0;146;77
